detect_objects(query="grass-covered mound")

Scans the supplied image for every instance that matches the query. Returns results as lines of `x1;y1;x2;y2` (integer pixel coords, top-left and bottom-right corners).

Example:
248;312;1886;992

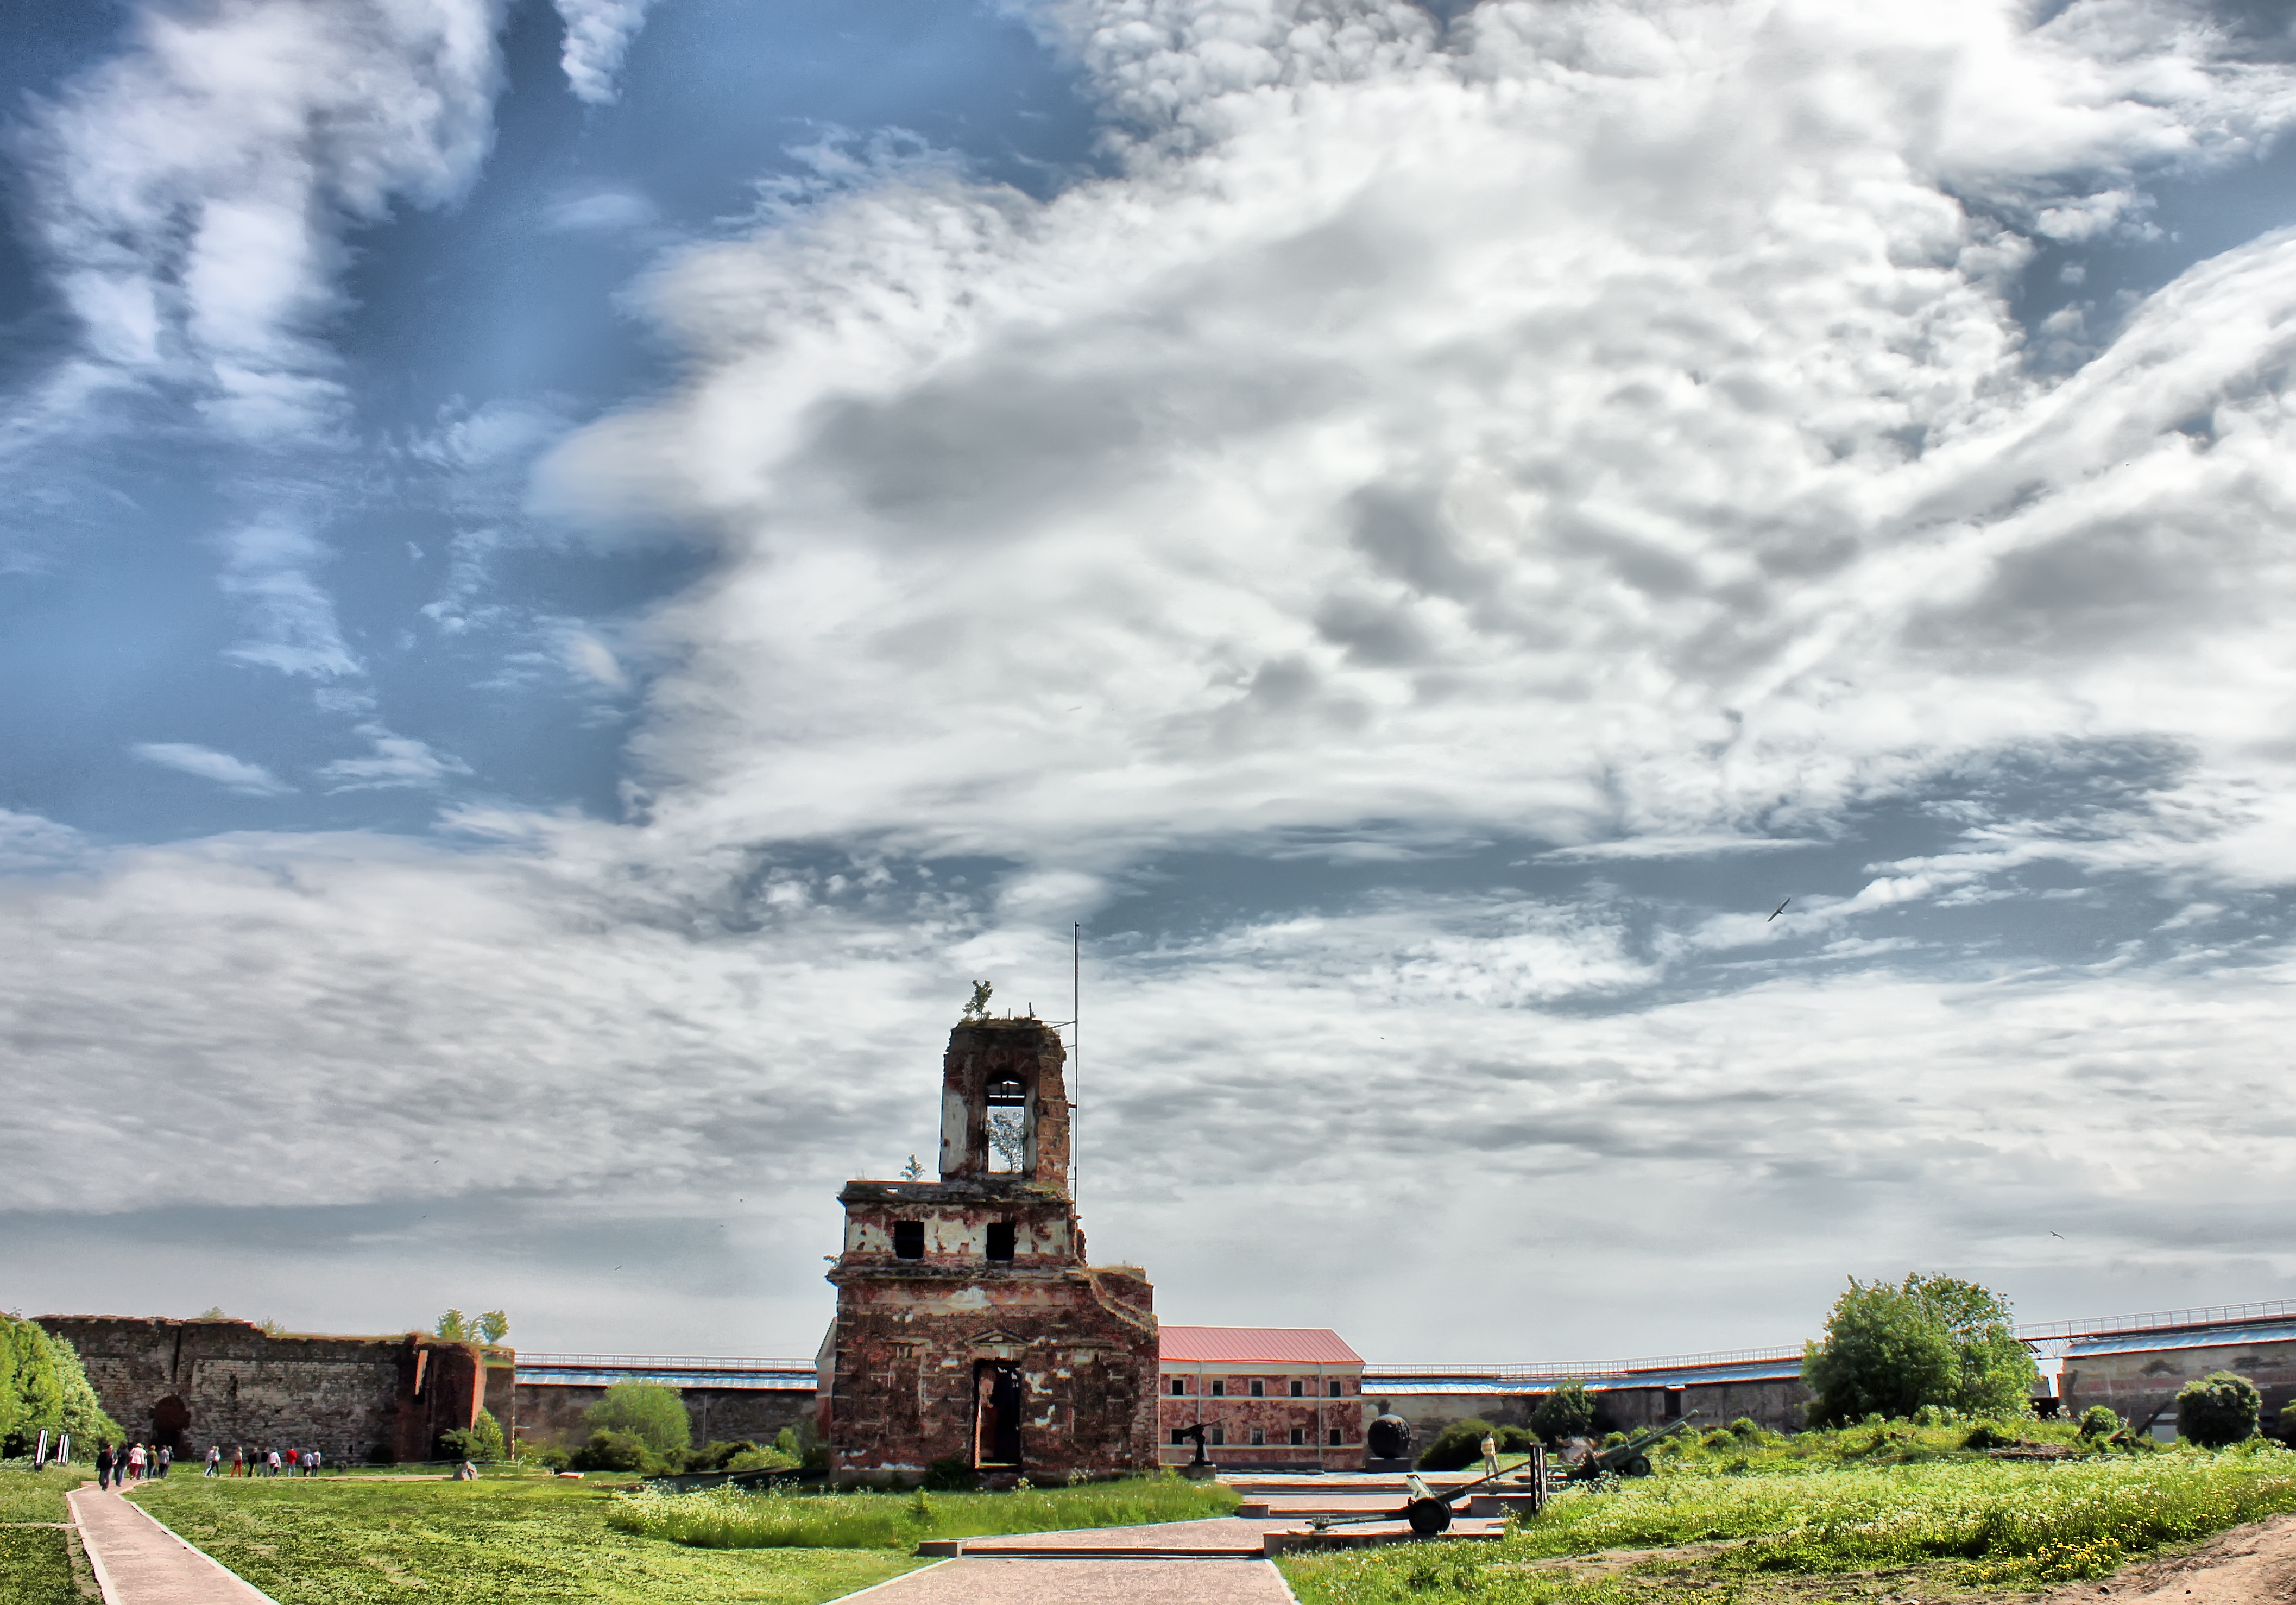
0;1461;92;1524
134;1473;921;1604
1282;1443;2296;1604
609;1473;1241;1549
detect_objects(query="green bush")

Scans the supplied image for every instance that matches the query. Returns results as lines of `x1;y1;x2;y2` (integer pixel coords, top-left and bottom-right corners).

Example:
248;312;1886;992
1497;1425;1539;1454
2178;1372;2261;1449
922;1456;975;1490
440;1409;507;1463
585;1381;692;1458
570;1430;652;1473
1531;1381;1594;1441
1414;1418;1500;1471
1802;1273;2036;1426
2079;1405;2123;1440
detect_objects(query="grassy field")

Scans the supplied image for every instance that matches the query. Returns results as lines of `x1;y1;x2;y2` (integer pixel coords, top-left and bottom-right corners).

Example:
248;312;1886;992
134;1475;923;1604
1279;1446;2296;1605
0;1463;99;1605
609;1474;1240;1548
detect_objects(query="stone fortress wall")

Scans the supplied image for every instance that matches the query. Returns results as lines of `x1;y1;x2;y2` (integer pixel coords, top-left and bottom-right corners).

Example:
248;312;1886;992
35;1316;485;1463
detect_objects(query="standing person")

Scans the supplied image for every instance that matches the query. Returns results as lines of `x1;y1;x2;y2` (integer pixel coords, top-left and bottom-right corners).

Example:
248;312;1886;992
206;1444;222;1477
305;1447;321;1477
267;1447;281;1477
1480;1430;1500;1478
125;1443;145;1486
286;1447;299;1475
232;1445;246;1477
95;1443;114;1492
157;1445;172;1479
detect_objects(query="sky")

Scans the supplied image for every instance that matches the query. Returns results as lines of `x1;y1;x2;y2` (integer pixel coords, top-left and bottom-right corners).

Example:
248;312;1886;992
3;0;2295;1367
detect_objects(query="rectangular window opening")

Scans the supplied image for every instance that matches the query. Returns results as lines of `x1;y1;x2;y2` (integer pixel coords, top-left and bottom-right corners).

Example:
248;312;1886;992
1290;1427;1304;1446
1290;1379;1304;1397
892;1221;925;1260
984;1077;1029;1174
1329;1428;1342;1447
1250;1379;1265;1398
985;1222;1016;1263
1170;1377;1185;1396
1210;1380;1225;1398
1328;1380;1343;1398
1210;1427;1225;1447
1250;1429;1265;1447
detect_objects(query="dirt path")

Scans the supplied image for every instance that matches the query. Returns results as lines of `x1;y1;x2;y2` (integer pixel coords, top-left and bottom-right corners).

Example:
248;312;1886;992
2060;1512;2296;1605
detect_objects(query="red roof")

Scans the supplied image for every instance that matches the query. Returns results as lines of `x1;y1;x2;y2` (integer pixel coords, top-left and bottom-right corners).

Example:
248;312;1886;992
1158;1326;1363;1366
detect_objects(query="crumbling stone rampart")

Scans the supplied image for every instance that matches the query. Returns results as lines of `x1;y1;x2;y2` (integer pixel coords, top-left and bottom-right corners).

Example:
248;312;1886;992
35;1316;485;1463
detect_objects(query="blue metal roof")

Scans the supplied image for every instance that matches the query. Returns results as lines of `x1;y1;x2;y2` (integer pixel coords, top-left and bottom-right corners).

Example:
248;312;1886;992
2065;1322;2296;1358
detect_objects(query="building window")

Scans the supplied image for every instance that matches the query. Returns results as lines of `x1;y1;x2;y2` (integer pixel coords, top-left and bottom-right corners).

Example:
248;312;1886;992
985;1222;1016;1262
892;1221;925;1260
1210;1380;1225;1398
1170;1377;1185;1396
1290;1427;1304;1446
1250;1429;1265;1446
1329;1428;1342;1447
1250;1379;1265;1398
1664;1387;1685;1421
1290;1379;1304;1398
985;1077;1029;1173
1328;1380;1343;1398
1210;1427;1225;1446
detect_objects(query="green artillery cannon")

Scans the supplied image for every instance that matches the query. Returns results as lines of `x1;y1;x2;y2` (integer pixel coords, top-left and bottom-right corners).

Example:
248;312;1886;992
1563;1414;1699;1482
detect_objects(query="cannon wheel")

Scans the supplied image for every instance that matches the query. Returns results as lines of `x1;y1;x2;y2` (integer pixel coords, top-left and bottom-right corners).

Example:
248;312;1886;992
1406;1498;1453;1536
1625;1456;1651;1477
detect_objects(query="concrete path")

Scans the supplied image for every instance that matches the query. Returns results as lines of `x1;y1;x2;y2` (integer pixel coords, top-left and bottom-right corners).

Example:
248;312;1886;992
834;1557;1301;1603
67;1487;275;1605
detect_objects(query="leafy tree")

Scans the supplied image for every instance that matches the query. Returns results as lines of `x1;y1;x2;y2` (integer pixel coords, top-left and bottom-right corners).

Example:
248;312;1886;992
569;1430;649;1473
0;1317;118;1455
2078;1405;2123;1440
1802;1274;2036;1426
2176;1372;2260;1448
1531;1380;1595;1440
441;1409;508;1463
585;1380;691;1456
433;1310;510;1345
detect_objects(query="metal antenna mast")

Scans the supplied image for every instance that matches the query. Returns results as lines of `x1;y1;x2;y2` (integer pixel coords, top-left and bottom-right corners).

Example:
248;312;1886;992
1072;920;1081;1204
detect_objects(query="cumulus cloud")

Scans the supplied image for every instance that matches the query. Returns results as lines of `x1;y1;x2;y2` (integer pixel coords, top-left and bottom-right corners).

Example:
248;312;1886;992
554;0;657;105
13;0;503;441
536;0;2296;897
14;0;2296;1351
131;743;296;797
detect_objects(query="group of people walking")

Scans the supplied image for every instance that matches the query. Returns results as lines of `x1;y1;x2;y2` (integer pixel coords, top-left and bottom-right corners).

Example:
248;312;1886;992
91;1441;325;1487
91;1443;168;1488
205;1445;324;1476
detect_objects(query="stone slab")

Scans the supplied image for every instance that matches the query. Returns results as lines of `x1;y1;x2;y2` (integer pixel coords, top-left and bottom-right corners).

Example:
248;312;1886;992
70;1488;276;1605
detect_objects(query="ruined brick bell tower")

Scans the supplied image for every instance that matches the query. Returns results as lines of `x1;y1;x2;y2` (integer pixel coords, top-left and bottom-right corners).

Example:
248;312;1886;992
820;1013;1158;1483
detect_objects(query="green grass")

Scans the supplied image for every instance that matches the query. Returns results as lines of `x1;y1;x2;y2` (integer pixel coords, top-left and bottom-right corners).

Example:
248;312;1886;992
0;1527;89;1605
609;1474;1242;1549
0;1462;96;1524
135;1474;924;1603
1280;1445;2296;1604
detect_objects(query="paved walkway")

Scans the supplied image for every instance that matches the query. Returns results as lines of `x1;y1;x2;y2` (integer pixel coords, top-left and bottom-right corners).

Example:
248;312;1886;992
67;1487;275;1605
834;1557;1301;1603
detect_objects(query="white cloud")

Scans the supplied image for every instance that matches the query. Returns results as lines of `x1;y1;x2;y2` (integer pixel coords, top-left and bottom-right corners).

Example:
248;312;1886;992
554;0;657;105
131;743;295;797
320;727;474;791
15;0;504;442
217;523;361;679
535;0;2296;895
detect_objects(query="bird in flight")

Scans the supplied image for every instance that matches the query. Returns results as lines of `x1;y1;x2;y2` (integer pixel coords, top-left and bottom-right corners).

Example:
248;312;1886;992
2050;1231;2064;1240
1767;898;1791;921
